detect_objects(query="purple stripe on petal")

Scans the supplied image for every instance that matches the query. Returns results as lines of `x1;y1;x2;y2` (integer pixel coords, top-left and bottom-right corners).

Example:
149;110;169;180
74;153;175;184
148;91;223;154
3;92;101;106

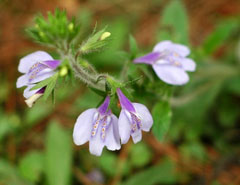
134;52;160;65
116;88;135;112
36;87;46;94
98;96;110;115
42;60;61;69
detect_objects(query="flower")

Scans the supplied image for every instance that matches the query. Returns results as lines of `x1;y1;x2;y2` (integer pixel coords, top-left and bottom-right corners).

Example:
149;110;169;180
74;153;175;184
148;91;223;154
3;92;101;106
134;40;196;85
73;96;120;156
116;88;153;144
16;51;60;106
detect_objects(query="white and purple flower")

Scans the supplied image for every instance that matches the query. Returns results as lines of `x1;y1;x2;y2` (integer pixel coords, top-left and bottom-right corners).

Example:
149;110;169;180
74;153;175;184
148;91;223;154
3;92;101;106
73;96;121;156
16;51;60;107
117;88;153;144
134;40;196;85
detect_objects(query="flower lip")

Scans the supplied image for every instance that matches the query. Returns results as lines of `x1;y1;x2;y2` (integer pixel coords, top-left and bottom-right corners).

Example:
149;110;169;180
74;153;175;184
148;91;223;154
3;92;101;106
116;88;135;112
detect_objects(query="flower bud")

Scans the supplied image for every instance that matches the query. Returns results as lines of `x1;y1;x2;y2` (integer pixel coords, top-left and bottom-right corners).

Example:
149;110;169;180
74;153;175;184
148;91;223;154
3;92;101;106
59;66;68;77
100;32;111;40
68;23;74;32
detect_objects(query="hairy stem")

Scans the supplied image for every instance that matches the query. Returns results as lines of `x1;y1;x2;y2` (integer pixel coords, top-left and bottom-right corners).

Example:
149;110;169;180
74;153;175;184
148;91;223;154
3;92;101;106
66;53;106;91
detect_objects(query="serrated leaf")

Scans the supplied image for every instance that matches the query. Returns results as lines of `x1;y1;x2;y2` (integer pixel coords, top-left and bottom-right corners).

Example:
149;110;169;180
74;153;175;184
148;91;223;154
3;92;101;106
45;121;72;185
43;73;58;100
152;101;172;141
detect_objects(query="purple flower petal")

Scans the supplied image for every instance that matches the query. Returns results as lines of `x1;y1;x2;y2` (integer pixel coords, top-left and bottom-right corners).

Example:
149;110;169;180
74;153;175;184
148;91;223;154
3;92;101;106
131;129;142;144
36;87;46;94
132;103;153;132
153;41;190;57
105;115;121;151
89;128;105;156
134;52;161;65
23;85;40;98
116;88;135;112
180;58;196;71
152;64;189;85
171;43;190;57
73;108;97;145
98;96;110;115
16;74;28;88
153;40;173;52
42;60;61;69
29;70;55;84
118;110;131;144
18;51;53;73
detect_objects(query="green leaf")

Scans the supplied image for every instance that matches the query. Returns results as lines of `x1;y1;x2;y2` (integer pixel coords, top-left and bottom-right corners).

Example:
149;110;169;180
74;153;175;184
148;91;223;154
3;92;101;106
86;19;129;68
80;27;109;53
25;103;52;126
158;0;189;44
43;73;59;101
129;35;138;59
18;151;44;182
27;9;80;46
0;160;33;185
45;121;72;185
30;74;57;91
203;19;239;55
152;101;172;141
122;158;177;185
129;142;152;168
180;141;206;161
99;151;130;176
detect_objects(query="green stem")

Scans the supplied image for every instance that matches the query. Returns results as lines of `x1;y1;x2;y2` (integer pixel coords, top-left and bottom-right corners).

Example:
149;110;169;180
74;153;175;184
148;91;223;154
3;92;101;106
66;53;106;91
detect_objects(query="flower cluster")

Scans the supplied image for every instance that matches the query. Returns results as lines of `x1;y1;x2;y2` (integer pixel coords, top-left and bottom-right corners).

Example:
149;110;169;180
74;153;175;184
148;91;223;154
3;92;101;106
16;40;196;156
73;88;153;156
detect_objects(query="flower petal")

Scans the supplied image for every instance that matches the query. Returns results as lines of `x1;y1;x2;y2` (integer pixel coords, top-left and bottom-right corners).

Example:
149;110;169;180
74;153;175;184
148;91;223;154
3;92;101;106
172;43;190;57
89;129;105;156
98;96;110;115
23;85;40;98
117;88;135;112
134;52;160;65
29;69;55;84
42;60;61;69
153;41;172;52
181;58;196;72
73;108;96;146
132;103;153;132
152;64;189;85
105;115;121;151
18;51;53;73
118;110;131;144
153;41;190;57
131;129;142;144
16;74;28;88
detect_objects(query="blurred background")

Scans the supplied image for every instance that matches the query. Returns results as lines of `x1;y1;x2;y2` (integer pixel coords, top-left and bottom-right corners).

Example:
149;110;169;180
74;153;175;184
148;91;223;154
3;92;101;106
0;0;240;184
